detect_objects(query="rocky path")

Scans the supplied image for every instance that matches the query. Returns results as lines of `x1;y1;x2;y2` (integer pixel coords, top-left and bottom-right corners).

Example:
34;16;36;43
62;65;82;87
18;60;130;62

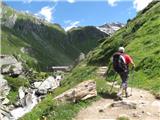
75;83;160;120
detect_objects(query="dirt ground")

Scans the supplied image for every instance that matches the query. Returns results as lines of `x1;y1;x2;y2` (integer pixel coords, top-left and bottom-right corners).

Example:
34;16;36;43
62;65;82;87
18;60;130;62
75;84;160;120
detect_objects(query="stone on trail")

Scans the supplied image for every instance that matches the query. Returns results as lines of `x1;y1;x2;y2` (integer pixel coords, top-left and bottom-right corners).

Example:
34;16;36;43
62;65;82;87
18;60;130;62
98;109;104;113
110;100;137;109
146;112;151;116
54;80;97;103
132;111;142;118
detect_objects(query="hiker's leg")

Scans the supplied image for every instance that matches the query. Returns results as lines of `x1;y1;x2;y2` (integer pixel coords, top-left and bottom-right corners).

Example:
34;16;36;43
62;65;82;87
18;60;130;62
118;72;129;97
117;72;124;97
123;71;129;97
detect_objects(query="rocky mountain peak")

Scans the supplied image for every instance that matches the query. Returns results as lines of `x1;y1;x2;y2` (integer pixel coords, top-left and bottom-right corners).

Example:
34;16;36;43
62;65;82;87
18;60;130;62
96;22;124;35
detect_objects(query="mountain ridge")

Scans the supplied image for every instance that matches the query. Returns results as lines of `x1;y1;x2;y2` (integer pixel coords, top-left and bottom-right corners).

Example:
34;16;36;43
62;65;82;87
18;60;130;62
1;2;112;71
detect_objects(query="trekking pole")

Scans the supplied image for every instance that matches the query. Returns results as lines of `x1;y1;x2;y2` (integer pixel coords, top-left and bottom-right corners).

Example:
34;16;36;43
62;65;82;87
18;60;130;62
110;73;118;94
130;68;134;96
105;61;117;94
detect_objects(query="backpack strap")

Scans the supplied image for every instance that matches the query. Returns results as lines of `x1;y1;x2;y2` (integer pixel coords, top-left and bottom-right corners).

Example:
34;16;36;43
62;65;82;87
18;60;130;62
120;53;126;64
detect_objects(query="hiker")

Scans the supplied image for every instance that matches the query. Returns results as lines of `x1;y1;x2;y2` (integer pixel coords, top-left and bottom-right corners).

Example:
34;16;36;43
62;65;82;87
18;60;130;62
112;47;135;99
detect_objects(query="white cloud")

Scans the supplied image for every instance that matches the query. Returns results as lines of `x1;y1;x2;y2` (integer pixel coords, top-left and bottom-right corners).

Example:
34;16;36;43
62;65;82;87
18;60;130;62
67;0;75;3
25;10;29;13
133;0;153;12
107;0;118;7
52;0;75;3
23;0;32;4
65;21;80;31
37;6;54;22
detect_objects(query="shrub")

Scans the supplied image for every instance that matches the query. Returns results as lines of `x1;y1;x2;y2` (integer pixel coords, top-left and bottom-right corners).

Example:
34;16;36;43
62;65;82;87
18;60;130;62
4;76;29;91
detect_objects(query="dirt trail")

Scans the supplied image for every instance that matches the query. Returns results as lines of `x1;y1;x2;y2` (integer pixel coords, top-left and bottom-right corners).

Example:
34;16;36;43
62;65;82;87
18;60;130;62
75;83;160;120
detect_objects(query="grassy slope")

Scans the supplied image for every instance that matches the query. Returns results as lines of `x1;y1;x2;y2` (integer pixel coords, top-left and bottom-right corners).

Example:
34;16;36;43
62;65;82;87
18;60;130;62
87;1;160;94
21;1;160;120
1;3;107;71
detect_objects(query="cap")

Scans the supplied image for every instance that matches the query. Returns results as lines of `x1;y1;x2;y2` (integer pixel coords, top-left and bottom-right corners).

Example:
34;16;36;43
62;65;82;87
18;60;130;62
118;47;125;53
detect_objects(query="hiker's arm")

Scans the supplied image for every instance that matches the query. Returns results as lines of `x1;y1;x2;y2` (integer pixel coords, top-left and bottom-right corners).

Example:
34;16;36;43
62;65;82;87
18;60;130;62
131;62;135;68
128;56;135;69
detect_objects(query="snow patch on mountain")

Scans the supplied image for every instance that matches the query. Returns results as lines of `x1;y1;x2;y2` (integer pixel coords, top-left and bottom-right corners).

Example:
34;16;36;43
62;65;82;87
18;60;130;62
97;23;124;35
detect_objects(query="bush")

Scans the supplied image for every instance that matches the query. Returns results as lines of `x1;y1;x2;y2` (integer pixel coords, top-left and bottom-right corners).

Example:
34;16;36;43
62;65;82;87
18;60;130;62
4;76;29;91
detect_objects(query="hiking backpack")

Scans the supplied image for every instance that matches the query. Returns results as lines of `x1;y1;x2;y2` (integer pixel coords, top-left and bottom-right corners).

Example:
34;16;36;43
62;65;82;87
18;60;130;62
112;52;128;73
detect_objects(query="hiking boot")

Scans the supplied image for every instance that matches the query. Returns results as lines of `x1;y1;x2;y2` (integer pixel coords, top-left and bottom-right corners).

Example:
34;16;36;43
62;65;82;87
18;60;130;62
125;92;129;98
115;96;123;101
115;94;123;101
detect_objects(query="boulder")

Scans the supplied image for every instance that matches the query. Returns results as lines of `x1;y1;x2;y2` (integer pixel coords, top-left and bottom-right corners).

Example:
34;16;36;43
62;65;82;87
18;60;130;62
33;82;42;89
36;76;60;95
0;55;23;77
18;87;26;100
0;75;10;97
54;80;97;103
56;75;62;81
11;62;23;76
25;92;34;106
78;52;85;62
2;98;10;105
0;55;17;66
17;87;38;107
1;116;10;120
0;107;12;120
18;87;26;107
1;63;23;77
0;113;3;120
1;65;11;74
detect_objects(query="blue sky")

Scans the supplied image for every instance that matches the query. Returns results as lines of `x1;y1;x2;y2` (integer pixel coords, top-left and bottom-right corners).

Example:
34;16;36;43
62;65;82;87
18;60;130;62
4;0;153;30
